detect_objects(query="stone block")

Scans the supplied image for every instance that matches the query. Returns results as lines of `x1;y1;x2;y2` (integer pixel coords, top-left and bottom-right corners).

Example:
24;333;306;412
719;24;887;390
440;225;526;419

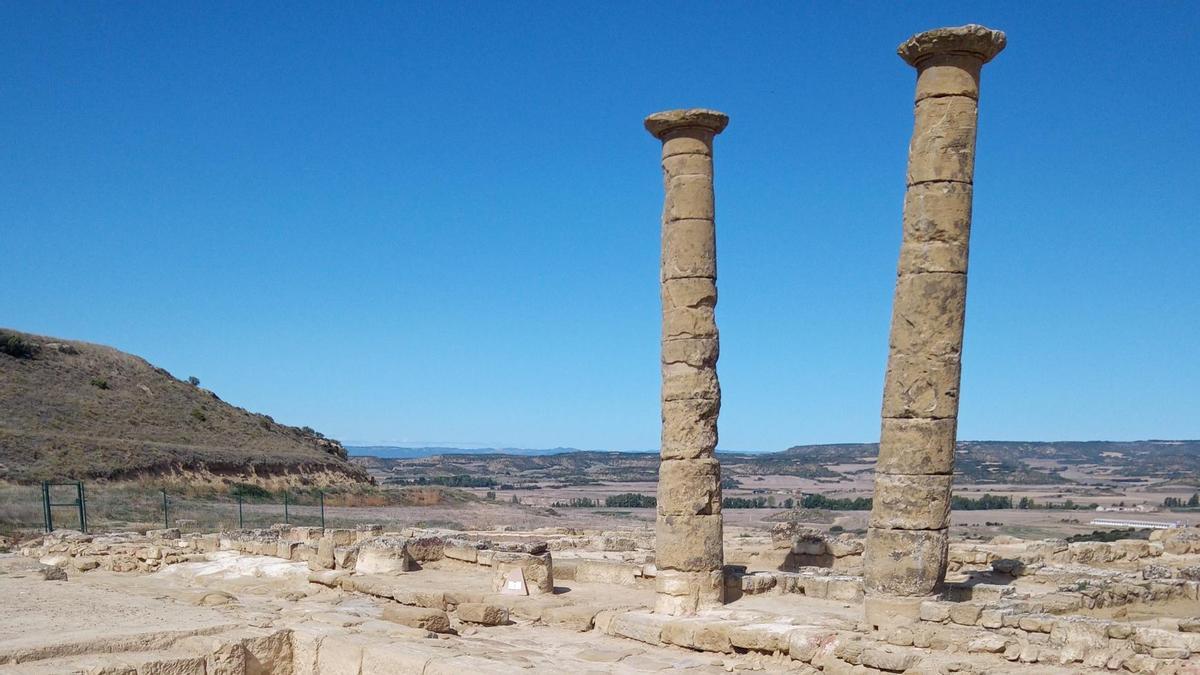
661;336;718;369
919;601;951;622
901;175;972;240
661;219;716;280
457;602;509;626
979;608;1008;628
355;538;414;575
326;529;355;547
740;572;777;594
307;570;348;587
659;128;714;158
662;278;717;336
860;646;922;672
657;458;721;516
661;151;713;184
787;626;838;663
655;513;722;572
864;594;929;629
914;54;982;102
661;617;734;653
661;362;720;402
880;351;961;419
381;605;451;633
540;605;598;631
1018;615;1054;633
877;417;957;475
654;569;722;614
312;634;366;675
826;576;864;601
308;538;335;571
406;536;446;562
906;95;979;185
443;543;478;563
608;611;670;644
574;559;639;585
289;527;324;542
966;634;1008;653
728;622;794;654
863;528;948;597
868;474;952;530
393;590;446;609
347;574;400;599
660;397;719;460
888;273;967;363
947;603;982;626
490;551;553;594
899;240;968;275
334;546;357;570
664;175;714;222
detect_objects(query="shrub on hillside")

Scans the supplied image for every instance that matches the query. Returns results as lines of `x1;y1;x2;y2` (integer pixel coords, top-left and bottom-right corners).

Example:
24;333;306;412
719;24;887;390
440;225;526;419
0;333;39;359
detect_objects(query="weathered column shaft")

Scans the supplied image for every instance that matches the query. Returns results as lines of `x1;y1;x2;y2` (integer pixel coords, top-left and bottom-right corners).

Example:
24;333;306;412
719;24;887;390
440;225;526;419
645;109;729;615
865;25;1005;628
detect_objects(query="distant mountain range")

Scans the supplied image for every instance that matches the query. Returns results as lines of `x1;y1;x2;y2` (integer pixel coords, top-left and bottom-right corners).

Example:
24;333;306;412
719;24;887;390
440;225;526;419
347;446;590;459
351;440;1200;486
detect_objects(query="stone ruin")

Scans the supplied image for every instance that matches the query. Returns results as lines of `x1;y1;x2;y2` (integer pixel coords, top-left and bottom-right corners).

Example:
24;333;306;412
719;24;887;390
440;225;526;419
643;24;1008;628
5;23;1199;675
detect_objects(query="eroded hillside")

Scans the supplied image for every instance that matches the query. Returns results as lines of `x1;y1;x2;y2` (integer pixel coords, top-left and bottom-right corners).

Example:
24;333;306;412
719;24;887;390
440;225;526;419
0;329;369;486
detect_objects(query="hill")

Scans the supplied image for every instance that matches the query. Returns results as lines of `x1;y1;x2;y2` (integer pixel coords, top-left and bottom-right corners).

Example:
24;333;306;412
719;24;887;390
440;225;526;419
0;329;370;486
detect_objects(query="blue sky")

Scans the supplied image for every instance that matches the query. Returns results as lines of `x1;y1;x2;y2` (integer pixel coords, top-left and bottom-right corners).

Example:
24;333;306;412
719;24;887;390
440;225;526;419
2;3;1197;451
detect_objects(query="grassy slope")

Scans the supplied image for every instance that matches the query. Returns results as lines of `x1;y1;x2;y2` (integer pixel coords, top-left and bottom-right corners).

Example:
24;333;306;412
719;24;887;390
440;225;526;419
0;328;369;485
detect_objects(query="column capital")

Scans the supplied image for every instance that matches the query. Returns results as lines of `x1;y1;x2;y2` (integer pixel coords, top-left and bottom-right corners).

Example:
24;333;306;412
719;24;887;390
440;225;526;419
897;24;1006;67
644;109;729;139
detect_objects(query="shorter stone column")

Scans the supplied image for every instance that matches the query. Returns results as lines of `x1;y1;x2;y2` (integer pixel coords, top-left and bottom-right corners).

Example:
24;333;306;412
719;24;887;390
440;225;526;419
645;109;728;615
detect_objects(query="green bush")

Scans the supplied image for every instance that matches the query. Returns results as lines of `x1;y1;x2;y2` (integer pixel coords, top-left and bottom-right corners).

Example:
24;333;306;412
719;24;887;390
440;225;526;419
230;483;272;500
90;378;110;390
0;333;38;359
190;408;207;422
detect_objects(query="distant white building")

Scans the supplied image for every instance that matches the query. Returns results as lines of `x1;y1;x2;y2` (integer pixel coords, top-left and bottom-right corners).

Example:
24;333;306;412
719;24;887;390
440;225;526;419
1089;518;1181;530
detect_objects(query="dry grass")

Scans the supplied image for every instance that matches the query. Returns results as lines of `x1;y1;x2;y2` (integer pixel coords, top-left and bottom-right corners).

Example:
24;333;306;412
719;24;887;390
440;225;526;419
0;328;368;485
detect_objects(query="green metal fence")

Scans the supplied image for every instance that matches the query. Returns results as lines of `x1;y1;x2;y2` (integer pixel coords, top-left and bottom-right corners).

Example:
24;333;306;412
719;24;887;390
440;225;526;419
0;483;343;534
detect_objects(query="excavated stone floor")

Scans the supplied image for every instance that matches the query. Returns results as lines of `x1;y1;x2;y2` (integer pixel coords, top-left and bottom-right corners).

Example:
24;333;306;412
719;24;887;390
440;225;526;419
4;525;1200;673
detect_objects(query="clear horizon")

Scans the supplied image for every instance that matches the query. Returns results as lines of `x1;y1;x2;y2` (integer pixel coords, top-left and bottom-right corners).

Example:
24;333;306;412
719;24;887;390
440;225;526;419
3;3;1197;451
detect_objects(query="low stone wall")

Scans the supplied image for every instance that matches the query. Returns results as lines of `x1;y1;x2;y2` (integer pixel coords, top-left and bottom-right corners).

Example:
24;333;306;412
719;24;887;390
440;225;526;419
915;596;1200;671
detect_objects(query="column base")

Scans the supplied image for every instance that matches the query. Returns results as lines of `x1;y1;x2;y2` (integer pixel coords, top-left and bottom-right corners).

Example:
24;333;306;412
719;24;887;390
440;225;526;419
654;569;724;616
863;594;934;630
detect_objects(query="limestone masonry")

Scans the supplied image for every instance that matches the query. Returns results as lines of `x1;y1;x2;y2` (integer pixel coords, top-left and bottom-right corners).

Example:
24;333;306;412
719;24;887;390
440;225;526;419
865;24;1006;629
646;108;729;616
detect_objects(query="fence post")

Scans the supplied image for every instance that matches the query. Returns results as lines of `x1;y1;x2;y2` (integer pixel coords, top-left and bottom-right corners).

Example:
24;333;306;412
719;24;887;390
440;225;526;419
319;491;325;529
283;491;289;525
42;481;51;533
237;495;244;529
78;482;87;534
162;489;169;529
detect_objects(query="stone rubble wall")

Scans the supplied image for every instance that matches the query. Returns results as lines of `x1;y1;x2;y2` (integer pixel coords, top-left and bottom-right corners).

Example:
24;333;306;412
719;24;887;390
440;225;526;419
914;597;1200;671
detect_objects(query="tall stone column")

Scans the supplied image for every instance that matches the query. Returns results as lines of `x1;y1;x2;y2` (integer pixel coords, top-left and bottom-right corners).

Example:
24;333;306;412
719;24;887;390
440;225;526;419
645;109;728;615
864;25;1006;628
